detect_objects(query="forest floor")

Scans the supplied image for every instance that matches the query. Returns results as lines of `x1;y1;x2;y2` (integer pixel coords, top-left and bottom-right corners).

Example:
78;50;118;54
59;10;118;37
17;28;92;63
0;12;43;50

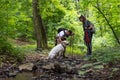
0;51;120;80
24;53;120;80
0;40;120;80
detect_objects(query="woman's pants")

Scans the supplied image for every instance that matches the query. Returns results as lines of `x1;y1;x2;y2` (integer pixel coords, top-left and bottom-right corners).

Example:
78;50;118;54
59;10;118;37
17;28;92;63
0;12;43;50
84;30;93;55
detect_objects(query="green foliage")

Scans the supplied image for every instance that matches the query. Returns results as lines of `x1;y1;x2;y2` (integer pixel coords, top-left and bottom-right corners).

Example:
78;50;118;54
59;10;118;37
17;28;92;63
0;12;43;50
81;62;103;69
0;38;24;61
91;47;120;63
0;0;33;41
79;70;86;75
0;0;120;57
17;44;36;53
93;65;104;69
93;33;115;49
81;63;93;69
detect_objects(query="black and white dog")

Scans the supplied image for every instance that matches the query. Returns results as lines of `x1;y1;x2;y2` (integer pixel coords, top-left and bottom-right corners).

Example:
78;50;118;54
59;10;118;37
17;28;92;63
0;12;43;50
47;41;69;59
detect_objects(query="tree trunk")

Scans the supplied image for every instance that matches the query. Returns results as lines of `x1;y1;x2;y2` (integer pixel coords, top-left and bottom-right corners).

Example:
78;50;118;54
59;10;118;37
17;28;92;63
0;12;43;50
32;0;48;50
39;16;48;49
94;0;120;45
32;0;42;49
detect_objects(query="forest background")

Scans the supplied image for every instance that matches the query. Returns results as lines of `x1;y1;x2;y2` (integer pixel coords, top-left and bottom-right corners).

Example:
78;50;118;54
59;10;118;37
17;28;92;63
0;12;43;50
0;0;120;63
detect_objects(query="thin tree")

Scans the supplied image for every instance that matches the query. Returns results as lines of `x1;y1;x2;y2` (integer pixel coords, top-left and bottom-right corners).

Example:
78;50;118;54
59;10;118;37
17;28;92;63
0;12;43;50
94;0;120;45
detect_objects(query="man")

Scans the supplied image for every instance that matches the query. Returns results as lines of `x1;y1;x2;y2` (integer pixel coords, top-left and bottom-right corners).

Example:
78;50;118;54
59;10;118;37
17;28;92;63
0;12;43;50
55;29;73;57
55;29;73;45
79;15;95;56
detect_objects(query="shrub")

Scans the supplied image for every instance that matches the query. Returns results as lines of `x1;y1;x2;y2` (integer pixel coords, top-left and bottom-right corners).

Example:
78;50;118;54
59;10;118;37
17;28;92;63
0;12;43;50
91;47;120;63
0;37;24;62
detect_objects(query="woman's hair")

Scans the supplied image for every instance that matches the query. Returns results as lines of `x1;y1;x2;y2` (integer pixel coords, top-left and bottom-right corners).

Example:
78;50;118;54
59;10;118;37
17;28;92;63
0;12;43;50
79;15;86;21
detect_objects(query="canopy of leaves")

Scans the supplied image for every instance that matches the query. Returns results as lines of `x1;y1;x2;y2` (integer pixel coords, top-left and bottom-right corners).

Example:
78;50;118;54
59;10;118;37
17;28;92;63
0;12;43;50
0;0;120;55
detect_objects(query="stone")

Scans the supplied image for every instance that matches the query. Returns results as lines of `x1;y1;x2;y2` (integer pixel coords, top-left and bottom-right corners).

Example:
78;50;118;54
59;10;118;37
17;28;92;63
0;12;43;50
7;70;19;77
42;63;54;70
19;63;34;71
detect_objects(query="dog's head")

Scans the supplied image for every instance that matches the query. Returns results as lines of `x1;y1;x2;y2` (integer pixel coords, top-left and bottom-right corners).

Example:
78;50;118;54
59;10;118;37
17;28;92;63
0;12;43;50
61;40;69;47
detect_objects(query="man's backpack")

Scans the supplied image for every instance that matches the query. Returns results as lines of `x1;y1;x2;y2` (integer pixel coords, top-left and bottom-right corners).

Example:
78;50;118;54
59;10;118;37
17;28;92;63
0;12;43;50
57;28;67;33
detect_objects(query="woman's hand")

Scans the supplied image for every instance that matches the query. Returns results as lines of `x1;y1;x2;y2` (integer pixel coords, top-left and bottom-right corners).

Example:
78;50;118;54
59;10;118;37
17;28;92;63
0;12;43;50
88;24;94;29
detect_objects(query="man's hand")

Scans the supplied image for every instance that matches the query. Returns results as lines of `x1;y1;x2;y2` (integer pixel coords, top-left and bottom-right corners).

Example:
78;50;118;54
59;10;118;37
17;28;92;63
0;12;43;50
56;37;62;44
71;33;74;36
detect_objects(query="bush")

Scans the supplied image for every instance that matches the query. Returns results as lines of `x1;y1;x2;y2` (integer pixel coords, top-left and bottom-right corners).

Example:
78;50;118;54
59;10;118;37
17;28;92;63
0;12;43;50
91;47;120;63
0;37;24;62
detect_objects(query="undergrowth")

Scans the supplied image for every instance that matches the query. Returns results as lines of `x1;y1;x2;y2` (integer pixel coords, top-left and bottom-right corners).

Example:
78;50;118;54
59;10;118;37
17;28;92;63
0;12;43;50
0;38;24;62
90;46;120;63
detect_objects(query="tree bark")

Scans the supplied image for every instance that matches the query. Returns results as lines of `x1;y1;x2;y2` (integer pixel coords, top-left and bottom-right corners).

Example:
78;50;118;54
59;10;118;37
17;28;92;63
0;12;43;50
32;0;48;50
39;16;48;49
32;0;42;49
94;0;120;45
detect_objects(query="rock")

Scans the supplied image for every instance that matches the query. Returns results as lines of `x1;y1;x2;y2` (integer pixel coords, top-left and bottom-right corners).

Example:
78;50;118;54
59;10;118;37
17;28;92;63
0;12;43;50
66;67;78;74
7;70;19;77
19;63;34;71
53;63;64;73
32;57;84;80
85;68;93;73
42;63;54;70
0;70;6;78
32;65;38;71
32;76;37;80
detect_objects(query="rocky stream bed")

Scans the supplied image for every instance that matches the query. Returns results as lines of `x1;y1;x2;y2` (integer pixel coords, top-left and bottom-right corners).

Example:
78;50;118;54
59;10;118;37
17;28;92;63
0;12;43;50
0;54;120;80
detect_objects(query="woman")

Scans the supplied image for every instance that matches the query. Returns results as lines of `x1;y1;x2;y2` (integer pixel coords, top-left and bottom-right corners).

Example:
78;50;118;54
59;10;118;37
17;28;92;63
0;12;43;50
79;15;94;56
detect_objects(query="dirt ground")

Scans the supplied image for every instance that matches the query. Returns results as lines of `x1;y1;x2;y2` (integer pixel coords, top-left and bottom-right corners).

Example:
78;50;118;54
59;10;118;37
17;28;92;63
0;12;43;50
0;51;120;80
25;53;120;80
0;39;120;80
